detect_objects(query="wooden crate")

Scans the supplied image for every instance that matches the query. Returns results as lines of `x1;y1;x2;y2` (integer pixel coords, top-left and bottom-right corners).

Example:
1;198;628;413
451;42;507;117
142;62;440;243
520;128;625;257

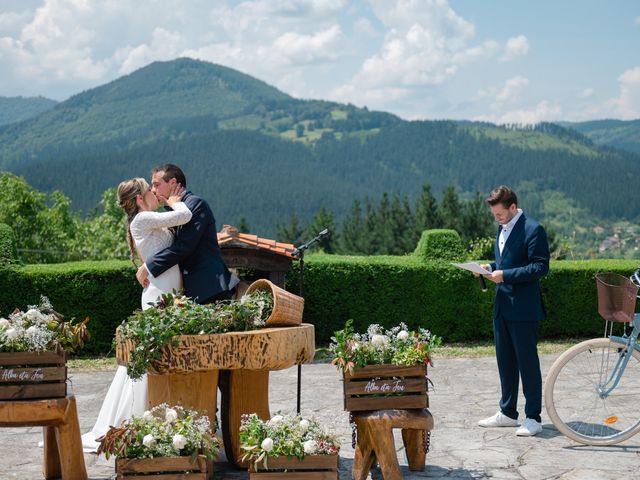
343;364;428;412
249;454;338;479
0;350;66;400
116;455;211;479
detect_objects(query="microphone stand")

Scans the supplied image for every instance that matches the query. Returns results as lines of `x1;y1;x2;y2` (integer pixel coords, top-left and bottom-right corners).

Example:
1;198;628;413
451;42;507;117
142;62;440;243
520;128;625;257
292;229;330;413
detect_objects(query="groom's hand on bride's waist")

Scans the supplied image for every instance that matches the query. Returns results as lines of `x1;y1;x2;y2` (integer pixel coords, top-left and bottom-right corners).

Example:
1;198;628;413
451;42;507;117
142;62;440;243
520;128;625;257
136;264;150;288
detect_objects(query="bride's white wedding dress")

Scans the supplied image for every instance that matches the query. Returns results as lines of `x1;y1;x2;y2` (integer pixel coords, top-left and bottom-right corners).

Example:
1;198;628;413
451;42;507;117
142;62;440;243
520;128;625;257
81;202;192;452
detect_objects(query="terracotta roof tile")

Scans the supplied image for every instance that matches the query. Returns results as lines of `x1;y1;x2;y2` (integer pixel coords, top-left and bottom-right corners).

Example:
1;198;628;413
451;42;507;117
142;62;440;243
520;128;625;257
217;225;298;258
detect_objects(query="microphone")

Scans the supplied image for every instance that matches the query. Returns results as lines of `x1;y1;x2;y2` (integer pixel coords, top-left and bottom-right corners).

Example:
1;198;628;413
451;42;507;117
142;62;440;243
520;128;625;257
479;275;488;292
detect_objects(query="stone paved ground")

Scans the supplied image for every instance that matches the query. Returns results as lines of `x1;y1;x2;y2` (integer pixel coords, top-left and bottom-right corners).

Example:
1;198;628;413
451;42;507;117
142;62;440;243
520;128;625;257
3;354;640;479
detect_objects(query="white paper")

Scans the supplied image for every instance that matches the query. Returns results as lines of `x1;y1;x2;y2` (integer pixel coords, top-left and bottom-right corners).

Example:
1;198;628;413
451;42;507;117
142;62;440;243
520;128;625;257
451;262;491;275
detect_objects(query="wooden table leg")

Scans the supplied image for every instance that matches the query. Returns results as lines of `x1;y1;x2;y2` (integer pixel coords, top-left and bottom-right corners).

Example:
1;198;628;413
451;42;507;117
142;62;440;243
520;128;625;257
42;426;61;480
352;421;376;480
220;369;270;468
147;370;219;434
401;429;426;471
55;396;87;480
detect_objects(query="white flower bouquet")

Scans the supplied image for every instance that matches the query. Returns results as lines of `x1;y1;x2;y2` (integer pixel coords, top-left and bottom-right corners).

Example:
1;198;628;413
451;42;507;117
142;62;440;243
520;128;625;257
0;296;89;353
97;403;220;460
330;319;441;373
240;412;340;471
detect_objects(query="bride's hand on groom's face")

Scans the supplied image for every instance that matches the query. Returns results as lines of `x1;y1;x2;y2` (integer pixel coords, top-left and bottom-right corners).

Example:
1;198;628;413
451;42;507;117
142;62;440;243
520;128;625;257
159;183;185;207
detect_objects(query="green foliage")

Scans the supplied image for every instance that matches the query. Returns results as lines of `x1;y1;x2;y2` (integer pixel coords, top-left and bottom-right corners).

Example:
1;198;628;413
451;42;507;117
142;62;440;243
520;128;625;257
286;255;640;344
414;229;465;261
0;261;140;354
329;319;441;372
120;291;274;379
97;404;220;460
0;223;17;264
561;118;640;154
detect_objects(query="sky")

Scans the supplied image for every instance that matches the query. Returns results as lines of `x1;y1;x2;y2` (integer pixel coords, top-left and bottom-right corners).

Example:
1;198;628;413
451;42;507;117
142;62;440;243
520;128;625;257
0;0;638;123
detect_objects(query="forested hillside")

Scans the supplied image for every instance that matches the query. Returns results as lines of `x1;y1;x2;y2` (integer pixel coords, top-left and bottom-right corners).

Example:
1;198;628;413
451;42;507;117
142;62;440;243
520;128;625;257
0;96;57;126
561;119;640;154
1;58;639;241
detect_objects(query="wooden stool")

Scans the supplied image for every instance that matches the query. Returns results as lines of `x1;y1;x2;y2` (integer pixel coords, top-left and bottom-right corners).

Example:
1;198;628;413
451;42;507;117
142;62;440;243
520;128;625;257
352;408;433;480
0;395;87;480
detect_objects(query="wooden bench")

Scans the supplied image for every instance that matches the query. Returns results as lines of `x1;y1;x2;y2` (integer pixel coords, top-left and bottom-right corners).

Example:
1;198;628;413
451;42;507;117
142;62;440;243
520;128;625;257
352;408;433;480
0;395;87;480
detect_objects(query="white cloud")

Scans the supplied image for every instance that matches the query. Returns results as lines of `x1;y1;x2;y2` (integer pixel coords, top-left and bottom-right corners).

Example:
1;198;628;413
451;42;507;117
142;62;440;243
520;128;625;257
607;66;640;119
474;100;562;125
273;24;345;65
579;87;594;98
117;28;185;75
495;76;529;104
499;35;529;62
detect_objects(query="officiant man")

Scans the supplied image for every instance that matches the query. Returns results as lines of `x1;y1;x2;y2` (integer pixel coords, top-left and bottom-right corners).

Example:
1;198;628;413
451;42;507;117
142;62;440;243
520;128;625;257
477;185;549;437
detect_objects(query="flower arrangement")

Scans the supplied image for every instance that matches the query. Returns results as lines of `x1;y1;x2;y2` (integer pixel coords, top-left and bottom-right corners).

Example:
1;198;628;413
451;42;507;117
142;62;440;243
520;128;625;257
0;295;89;353
330;319;441;374
240;413;340;470
119;290;273;379
97;403;220;461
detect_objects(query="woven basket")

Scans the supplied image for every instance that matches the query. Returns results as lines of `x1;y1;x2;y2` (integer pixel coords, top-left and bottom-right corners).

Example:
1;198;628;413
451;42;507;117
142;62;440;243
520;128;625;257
245;279;304;327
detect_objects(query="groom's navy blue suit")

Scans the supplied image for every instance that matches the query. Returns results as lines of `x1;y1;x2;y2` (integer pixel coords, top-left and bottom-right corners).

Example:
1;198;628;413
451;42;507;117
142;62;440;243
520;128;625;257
490;213;549;422
146;191;234;304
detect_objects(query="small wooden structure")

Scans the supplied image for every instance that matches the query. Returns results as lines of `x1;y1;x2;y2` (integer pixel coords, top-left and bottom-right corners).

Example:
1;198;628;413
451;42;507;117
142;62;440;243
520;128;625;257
0;350;67;400
352;409;433;480
116;455;212;480
343;364;429;412
0;395;87;480
249;454;339;479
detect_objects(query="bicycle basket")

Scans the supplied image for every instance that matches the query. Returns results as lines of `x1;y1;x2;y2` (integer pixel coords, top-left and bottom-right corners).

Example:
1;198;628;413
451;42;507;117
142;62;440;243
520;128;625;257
596;272;638;323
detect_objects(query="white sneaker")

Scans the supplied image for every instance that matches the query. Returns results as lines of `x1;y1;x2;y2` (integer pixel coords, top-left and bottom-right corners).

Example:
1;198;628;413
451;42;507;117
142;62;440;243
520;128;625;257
516;418;542;436
478;411;519;428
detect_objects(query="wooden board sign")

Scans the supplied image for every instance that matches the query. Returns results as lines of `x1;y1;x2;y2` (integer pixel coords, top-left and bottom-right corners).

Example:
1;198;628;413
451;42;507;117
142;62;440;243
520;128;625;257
0;350;66;400
343;364;428;412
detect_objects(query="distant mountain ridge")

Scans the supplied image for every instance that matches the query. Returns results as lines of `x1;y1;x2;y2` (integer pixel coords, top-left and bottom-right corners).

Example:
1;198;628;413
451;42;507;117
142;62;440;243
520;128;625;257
0;96;57;126
1;58;639;237
560;119;640;154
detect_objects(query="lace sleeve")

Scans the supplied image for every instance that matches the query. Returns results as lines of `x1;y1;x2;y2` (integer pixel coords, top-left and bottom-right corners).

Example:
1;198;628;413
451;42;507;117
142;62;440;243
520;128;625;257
131;202;192;232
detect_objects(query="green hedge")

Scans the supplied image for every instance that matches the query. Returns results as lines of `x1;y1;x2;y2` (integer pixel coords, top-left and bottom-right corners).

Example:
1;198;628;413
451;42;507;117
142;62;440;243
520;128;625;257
0;223;17;264
1;256;639;354
414;229;465;261
0;261;140;354
287;255;640;343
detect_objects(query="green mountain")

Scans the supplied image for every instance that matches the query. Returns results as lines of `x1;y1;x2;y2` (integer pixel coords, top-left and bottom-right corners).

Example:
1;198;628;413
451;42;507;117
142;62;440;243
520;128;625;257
1;58;639;238
0;96;57;126
561;119;640;154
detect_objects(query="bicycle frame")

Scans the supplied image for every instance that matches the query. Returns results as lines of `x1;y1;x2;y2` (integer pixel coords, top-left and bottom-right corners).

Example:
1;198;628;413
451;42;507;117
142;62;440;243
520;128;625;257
599;313;640;398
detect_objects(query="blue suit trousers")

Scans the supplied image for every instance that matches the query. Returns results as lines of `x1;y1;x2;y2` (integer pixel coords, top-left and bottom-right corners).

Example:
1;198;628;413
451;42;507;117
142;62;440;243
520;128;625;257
493;314;542;422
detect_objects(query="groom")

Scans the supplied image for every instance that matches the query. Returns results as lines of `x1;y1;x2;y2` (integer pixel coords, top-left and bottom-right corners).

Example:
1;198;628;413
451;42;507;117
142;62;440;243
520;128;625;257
135;163;237;304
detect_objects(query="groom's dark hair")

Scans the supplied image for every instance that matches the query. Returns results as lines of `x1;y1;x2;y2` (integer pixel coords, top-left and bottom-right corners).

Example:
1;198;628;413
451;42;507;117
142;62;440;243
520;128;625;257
152;163;187;188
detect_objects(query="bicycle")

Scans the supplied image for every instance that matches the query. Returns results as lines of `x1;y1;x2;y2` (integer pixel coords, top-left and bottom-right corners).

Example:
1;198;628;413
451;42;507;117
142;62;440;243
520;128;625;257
544;271;640;445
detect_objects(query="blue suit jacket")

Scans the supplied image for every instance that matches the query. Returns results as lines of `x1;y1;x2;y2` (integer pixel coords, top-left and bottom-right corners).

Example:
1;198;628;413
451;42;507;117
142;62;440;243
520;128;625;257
145;192;233;303
490;214;549;322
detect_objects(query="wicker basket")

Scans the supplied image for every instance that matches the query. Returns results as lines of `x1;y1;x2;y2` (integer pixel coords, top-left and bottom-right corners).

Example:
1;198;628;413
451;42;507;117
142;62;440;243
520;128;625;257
596;272;638;323
245;279;304;327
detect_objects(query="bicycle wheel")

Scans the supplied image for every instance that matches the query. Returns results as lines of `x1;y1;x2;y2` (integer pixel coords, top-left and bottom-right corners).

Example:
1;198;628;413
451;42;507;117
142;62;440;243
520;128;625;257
544;337;640;445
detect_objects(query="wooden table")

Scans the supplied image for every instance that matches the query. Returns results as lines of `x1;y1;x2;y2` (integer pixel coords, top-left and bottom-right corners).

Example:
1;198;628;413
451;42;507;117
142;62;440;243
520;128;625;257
117;324;315;467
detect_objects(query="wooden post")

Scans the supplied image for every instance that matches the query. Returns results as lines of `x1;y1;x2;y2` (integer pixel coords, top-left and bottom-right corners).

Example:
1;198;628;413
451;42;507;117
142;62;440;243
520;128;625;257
147;370;219;433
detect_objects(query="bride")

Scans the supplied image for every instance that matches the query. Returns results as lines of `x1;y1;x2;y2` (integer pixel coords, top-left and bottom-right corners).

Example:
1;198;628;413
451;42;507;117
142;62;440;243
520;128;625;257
81;177;191;451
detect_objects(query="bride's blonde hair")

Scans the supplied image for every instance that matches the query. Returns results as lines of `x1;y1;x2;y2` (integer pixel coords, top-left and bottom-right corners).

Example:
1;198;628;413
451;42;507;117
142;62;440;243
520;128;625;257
117;178;149;268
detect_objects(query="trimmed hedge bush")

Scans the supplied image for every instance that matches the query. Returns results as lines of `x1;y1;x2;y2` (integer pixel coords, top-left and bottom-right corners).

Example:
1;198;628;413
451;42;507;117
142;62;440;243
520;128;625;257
287;255;640;343
0;261;140;354
2;256;639;354
0;223;18;264
414;229;465;261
